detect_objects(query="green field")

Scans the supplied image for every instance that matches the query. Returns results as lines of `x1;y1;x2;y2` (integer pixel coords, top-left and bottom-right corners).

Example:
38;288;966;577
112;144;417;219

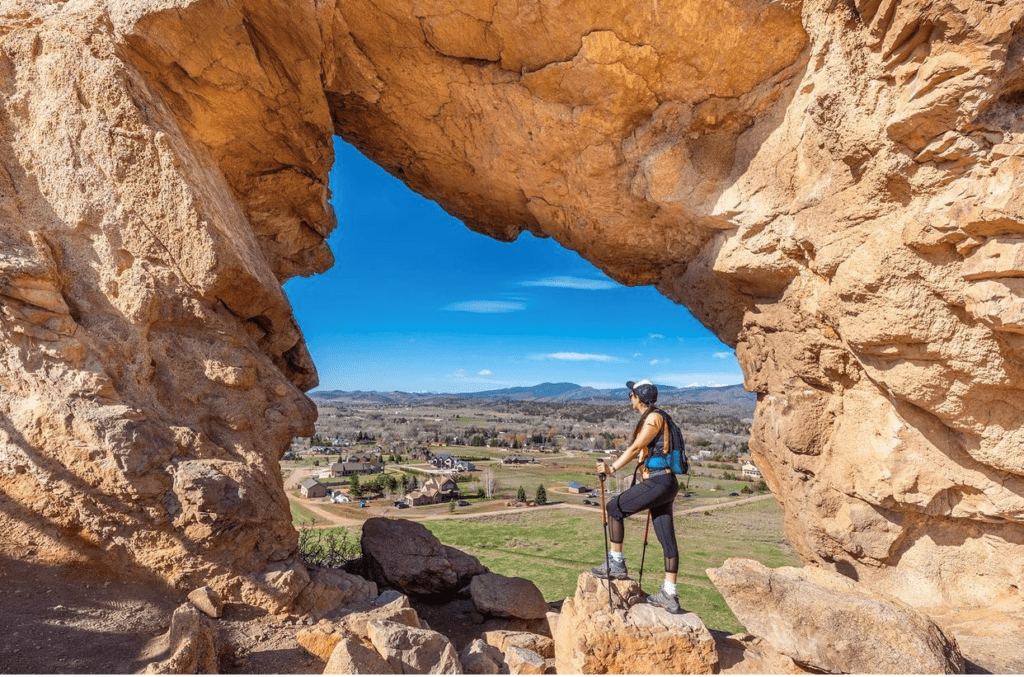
289;500;319;524
421;499;800;633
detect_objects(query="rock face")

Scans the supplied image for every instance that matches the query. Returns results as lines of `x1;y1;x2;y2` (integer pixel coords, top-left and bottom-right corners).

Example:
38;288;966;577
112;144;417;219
707;558;964;674
2;0;1024;635
553;572;718;674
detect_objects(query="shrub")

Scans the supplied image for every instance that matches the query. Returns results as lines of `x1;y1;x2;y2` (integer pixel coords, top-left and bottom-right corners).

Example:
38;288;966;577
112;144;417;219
297;526;360;568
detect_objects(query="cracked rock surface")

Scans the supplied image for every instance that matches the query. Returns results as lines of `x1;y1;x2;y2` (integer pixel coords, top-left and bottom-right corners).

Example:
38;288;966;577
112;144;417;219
2;0;1024;660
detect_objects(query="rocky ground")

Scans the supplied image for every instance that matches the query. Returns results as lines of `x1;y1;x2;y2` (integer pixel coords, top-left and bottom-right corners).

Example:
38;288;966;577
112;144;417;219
0;554;325;674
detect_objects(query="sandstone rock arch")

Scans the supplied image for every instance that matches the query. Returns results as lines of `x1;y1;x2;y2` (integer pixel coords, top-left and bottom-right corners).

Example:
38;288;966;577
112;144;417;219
2;0;1023;632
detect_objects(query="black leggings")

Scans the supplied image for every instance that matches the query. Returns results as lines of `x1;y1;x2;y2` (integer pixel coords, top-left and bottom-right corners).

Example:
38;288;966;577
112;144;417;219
606;472;679;574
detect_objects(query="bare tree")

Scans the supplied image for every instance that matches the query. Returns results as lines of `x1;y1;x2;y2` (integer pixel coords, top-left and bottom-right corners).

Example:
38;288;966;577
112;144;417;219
484;466;500;498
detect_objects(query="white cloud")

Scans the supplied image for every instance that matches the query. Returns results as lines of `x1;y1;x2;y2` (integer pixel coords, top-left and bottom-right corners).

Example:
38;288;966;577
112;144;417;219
477;369;492;376
649;333;665;339
531;352;619;362
713;351;733;359
649;359;660;365
520;276;618;290
633;352;642;358
443;300;526;313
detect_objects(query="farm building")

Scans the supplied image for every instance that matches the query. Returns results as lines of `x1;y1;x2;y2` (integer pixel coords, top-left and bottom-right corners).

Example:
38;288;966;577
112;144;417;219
567;481;588;494
300;478;327;498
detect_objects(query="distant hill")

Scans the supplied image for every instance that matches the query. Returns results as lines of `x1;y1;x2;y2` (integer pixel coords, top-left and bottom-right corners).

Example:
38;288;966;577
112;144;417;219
310;382;755;415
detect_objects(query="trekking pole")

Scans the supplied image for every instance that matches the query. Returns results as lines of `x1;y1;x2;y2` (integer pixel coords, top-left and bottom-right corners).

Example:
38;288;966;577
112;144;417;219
598;466;613;611
638;510;651;590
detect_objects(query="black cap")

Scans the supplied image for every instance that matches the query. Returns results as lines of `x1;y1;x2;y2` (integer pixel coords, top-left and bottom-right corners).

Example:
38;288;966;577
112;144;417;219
626;380;658;404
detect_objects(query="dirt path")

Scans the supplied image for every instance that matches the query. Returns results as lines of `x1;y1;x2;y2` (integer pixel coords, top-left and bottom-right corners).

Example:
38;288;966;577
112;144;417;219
290;490;777;529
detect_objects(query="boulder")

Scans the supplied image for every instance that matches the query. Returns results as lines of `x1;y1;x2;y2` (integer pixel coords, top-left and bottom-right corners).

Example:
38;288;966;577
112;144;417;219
292;567;378;620
297;593;421;660
297;621;346;663
470;573;548;620
458;639;504;675
323;634;395;675
716;634;816;675
187;586;224;619
140;604;218;674
361;518;487;597
482;630;555;659
553;573;717;674
706;559;964;674
505;646;545;675
366;619;463;674
340;593;422;639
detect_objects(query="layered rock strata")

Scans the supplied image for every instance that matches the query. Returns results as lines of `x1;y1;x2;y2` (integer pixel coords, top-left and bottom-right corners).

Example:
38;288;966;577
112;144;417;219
2;0;1024;626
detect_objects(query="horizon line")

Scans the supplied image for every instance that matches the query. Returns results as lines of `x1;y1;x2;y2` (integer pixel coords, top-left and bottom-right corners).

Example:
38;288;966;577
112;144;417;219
309;380;748;396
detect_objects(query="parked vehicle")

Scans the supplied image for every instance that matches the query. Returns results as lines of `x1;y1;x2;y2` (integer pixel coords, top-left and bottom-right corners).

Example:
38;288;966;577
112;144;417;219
359;501;367;508
728;492;740;497
582;499;592;505
457;500;470;507
397;502;409;509
587;492;597;498
681;493;692;498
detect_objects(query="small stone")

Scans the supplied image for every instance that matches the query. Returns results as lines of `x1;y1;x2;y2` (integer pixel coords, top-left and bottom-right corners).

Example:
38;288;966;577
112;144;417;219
187;586;223;619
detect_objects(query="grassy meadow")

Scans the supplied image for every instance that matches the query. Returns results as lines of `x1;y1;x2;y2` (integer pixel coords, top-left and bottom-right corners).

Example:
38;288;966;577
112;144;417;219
421;498;799;633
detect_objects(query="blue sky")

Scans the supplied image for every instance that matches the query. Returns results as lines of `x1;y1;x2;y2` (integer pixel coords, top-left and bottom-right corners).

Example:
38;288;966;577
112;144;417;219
283;139;743;393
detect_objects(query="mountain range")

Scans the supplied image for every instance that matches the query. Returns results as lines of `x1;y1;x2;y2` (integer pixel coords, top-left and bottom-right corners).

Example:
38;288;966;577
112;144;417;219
310;382;756;413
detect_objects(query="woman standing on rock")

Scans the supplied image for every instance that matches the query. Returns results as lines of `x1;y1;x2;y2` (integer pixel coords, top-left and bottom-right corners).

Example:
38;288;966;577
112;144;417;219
593;379;682;613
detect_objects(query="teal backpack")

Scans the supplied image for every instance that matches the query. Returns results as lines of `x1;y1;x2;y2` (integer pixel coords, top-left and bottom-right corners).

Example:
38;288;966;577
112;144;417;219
642;408;688;475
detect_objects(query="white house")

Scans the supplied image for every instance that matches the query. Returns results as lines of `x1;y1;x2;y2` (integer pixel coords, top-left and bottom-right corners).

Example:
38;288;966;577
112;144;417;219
742;462;762;480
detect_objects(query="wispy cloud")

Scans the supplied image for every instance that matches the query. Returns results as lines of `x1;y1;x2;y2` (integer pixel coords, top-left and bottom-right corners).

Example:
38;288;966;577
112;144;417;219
477;369;492;376
649;333;665;339
632;352;642;358
520;276;618;290
649;359;660;366
713;351;733;359
443;300;526;313
531;352;619;362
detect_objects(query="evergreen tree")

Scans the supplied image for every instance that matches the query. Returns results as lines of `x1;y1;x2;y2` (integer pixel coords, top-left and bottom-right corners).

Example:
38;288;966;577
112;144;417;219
349;473;362;498
516;486;527;502
535;485;547;505
449;499;457;513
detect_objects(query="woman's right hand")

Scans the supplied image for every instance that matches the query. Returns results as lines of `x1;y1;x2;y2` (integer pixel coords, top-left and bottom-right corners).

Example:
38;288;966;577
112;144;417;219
596;460;611;476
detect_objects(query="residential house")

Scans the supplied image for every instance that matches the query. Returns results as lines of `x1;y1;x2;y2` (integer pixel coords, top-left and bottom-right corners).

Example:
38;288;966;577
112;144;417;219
300;478;327;498
331;460;383;476
567;481;587;494
405;475;459;505
741;463;762;480
502;455;534;465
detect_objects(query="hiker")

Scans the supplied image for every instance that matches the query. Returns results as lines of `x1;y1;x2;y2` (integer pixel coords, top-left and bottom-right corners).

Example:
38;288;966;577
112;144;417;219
593;379;682;613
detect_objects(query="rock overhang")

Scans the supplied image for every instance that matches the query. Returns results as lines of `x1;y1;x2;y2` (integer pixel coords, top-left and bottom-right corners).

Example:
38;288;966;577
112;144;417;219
0;0;1022;640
